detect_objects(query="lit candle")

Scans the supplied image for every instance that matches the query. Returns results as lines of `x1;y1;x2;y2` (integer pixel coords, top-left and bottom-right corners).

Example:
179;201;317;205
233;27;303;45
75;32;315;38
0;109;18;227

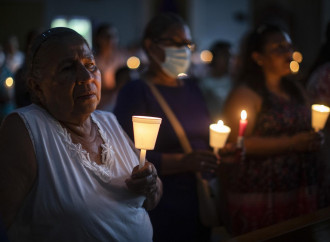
311;104;330;132
237;110;248;148
132;116;162;169
209;120;231;154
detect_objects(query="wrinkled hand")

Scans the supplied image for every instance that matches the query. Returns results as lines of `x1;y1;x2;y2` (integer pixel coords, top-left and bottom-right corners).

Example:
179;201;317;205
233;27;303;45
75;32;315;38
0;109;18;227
181;150;219;173
125;162;158;197
218;142;245;163
292;130;324;152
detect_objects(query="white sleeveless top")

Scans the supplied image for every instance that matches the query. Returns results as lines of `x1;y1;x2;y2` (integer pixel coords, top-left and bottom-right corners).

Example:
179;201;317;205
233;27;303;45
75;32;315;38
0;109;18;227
8;104;153;242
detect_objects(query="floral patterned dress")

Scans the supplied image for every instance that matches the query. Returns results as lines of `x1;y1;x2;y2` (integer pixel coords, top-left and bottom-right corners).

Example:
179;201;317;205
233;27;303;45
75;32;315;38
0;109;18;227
223;93;318;235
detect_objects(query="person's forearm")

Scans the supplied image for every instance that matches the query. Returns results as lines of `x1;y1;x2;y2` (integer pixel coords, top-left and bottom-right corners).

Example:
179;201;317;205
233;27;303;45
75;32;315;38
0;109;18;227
244;135;294;156
143;178;163;210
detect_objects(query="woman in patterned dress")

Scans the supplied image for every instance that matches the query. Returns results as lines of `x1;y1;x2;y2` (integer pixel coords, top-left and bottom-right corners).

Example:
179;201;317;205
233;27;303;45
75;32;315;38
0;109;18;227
221;24;323;235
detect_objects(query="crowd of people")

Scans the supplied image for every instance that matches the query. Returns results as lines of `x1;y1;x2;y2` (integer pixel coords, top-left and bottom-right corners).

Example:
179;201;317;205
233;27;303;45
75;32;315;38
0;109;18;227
0;11;329;242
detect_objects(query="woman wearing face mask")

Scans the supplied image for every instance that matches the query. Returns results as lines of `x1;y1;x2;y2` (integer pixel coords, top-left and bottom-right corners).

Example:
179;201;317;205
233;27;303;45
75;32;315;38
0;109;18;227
114;13;219;242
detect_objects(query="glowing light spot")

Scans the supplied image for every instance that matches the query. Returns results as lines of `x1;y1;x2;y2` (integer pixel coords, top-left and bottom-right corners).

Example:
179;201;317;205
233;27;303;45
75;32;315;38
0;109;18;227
127;56;140;69
178;73;188;78
290;61;299;73
292;51;303;63
5;77;14;87
241;110;247;120
200;50;213;63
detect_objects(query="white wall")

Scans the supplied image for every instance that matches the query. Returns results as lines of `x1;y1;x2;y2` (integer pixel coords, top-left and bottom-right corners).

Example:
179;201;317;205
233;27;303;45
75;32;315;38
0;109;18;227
189;0;251;53
44;0;146;47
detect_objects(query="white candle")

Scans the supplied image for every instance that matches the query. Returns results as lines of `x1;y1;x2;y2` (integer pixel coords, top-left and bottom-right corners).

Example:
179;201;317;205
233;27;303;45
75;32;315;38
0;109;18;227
132;116;162;168
209;120;231;154
312;104;330;132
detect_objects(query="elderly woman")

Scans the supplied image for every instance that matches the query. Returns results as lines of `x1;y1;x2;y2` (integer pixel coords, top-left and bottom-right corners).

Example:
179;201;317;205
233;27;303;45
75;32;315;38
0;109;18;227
0;27;162;241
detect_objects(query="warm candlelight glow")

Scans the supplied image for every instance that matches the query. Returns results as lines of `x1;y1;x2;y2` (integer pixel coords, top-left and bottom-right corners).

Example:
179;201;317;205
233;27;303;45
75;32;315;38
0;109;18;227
292;51;303;63
5;77;14;88
132;116;162;168
238;110;248;142
127;56;140;69
132;116;162;150
200;50;213;63
210;120;231;153
311;104;330;131
178;73;188;78
290;61;299;73
241;110;247;120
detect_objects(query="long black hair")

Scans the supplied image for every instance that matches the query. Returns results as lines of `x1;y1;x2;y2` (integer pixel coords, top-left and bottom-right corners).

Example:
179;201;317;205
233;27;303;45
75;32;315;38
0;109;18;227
235;23;306;106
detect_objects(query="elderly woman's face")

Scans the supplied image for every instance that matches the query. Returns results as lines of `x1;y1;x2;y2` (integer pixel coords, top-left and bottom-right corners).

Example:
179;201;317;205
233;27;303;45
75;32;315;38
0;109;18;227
35;35;101;122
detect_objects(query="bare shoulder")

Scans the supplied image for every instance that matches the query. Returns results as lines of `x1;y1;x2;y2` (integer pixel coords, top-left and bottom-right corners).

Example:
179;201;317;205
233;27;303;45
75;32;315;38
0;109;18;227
225;85;262;110
0;112;37;173
0;113;37;228
1;113;33;148
229;85;260;101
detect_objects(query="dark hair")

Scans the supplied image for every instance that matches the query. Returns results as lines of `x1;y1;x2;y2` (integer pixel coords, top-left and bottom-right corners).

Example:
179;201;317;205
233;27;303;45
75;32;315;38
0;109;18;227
142;12;186;47
93;23;117;53
25;27;87;102
307;21;330;79
236;23;305;105
209;40;231;67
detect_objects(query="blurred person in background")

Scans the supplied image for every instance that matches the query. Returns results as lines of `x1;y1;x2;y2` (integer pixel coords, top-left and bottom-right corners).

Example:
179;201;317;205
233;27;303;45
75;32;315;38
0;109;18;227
3;35;24;74
93;23;128;111
222;23;323;235
14;29;41;108
198;41;234;122
114;13;221;242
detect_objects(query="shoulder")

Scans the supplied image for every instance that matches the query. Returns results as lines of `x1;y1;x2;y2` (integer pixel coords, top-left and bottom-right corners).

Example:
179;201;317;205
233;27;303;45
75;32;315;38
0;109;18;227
227;85;261;103
0;112;36;168
223;84;262;115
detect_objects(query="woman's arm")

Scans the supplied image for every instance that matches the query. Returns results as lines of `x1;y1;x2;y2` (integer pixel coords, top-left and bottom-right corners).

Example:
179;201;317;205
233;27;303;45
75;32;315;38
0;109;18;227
0;113;37;229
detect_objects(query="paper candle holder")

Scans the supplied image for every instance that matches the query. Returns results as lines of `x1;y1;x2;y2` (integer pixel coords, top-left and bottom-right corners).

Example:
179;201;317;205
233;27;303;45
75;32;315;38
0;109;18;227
132;116;162;150
209;120;231;154
311;104;330;132
132;116;162;168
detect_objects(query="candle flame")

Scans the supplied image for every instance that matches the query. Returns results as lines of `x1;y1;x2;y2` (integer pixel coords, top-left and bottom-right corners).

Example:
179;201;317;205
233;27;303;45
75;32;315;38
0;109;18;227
312;104;330;113
241;110;247;120
217;120;224;126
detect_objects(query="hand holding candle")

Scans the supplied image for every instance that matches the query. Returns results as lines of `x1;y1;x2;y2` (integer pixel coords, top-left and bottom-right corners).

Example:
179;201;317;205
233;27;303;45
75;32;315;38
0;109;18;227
237;110;248;148
132;116;162;169
311;104;330;132
209;120;231;155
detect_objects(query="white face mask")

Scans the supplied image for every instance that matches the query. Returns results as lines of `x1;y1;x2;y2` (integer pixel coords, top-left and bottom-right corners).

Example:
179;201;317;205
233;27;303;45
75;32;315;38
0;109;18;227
160;46;191;78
